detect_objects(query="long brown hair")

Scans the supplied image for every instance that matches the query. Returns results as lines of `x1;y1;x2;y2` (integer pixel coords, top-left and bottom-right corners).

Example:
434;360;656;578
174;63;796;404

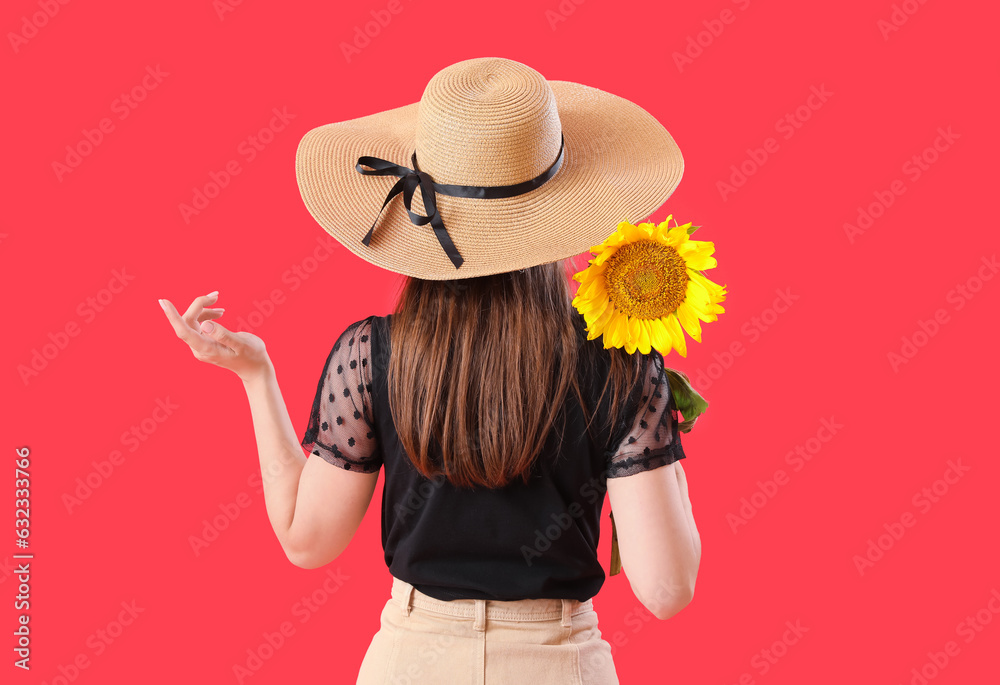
387;259;643;489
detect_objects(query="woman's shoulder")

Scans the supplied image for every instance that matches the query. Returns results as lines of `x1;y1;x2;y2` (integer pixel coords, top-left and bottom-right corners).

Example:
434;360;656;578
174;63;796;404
333;314;379;343
343;314;390;369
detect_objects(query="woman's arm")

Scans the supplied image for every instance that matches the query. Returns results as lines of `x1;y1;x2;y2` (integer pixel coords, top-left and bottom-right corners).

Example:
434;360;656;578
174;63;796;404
241;361;306;554
675;460;701;570
605;351;701;620
242;359;380;567
160;293;378;568
607;461;699;620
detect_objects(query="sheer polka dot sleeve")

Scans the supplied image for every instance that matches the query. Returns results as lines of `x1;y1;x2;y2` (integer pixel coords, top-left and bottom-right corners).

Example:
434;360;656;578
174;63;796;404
606;351;686;478
300;316;382;474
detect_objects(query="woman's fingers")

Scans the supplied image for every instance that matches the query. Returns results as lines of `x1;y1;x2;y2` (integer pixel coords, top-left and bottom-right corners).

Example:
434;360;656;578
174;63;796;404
160;298;223;358
159;298;199;343
160;293;271;381
197;317;270;380
197;307;225;323
183;291;220;328
198;318;238;352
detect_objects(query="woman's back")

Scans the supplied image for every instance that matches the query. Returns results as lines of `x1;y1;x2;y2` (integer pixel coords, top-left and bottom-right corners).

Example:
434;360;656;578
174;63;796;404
300;310;688;603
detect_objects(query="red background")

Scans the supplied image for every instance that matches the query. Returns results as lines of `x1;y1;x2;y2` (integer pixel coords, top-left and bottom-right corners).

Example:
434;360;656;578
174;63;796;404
4;0;999;683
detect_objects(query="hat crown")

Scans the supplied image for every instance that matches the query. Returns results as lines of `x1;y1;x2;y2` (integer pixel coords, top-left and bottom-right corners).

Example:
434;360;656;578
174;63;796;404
414;58;563;186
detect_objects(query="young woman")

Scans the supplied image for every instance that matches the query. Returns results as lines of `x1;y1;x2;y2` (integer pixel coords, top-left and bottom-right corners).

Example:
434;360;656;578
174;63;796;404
158;57;705;684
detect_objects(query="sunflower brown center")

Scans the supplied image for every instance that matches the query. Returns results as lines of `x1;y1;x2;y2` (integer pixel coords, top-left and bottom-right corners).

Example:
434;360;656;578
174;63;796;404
605;239;687;319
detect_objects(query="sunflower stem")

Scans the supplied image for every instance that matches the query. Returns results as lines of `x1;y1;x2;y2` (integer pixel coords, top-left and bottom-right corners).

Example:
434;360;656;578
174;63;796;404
610;510;623;576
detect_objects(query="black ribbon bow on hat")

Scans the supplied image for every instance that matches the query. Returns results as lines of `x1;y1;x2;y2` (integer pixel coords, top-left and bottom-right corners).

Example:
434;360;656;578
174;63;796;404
355;134;566;270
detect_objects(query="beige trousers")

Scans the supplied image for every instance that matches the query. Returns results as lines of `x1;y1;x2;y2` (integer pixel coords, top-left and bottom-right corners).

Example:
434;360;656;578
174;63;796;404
356;575;620;685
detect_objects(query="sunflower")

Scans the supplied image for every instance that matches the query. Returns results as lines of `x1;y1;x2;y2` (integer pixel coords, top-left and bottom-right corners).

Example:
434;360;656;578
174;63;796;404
571;217;727;357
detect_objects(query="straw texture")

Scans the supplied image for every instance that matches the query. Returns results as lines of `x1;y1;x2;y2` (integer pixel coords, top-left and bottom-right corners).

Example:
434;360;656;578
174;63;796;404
295;57;684;280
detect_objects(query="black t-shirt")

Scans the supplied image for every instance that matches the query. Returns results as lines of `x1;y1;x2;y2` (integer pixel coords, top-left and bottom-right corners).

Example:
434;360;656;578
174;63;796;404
300;313;686;601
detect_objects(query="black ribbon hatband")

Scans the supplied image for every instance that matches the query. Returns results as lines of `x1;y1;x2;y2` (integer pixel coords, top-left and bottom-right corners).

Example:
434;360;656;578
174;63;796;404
355;134;565;269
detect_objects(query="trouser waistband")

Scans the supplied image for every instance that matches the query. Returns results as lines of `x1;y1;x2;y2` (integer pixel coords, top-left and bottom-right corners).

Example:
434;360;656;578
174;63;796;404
391;575;592;632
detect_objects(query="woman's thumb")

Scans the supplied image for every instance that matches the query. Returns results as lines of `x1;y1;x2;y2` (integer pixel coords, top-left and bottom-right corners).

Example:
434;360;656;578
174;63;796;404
200;319;231;343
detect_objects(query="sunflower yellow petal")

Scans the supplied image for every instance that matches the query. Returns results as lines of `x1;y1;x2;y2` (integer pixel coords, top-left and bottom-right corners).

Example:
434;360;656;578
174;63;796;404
584;293;611;324
684;275;712;307
581;305;603;327
675;240;710;257
682;252;717;271
573;259;603;280
689;269;727;303
665;222;690;247
677;240;717;271
625;315;641;354
636;319;652;354
648;317;673;356
677;237;712;252
578;286;609;315
675;300;703;343
615;312;628;347
611;310;630;348
663;313;688;358
602;309;623;348
697;311;718;323
576;278;608;301
588;302;616;340
593;246;619;266
575;274;605;300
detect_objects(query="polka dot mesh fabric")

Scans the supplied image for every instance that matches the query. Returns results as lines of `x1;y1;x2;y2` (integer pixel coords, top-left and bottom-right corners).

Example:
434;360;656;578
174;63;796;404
605;350;686;478
300;317;382;474
301;315;684;479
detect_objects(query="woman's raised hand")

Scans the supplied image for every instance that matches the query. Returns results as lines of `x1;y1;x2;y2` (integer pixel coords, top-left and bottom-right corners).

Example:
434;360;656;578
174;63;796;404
159;291;272;383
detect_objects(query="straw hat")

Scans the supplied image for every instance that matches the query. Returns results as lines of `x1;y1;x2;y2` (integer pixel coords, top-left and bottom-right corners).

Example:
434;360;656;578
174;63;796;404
294;57;684;280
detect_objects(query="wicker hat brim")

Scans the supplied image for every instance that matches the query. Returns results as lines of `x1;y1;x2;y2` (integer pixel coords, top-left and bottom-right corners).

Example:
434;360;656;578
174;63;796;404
295;80;684;280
